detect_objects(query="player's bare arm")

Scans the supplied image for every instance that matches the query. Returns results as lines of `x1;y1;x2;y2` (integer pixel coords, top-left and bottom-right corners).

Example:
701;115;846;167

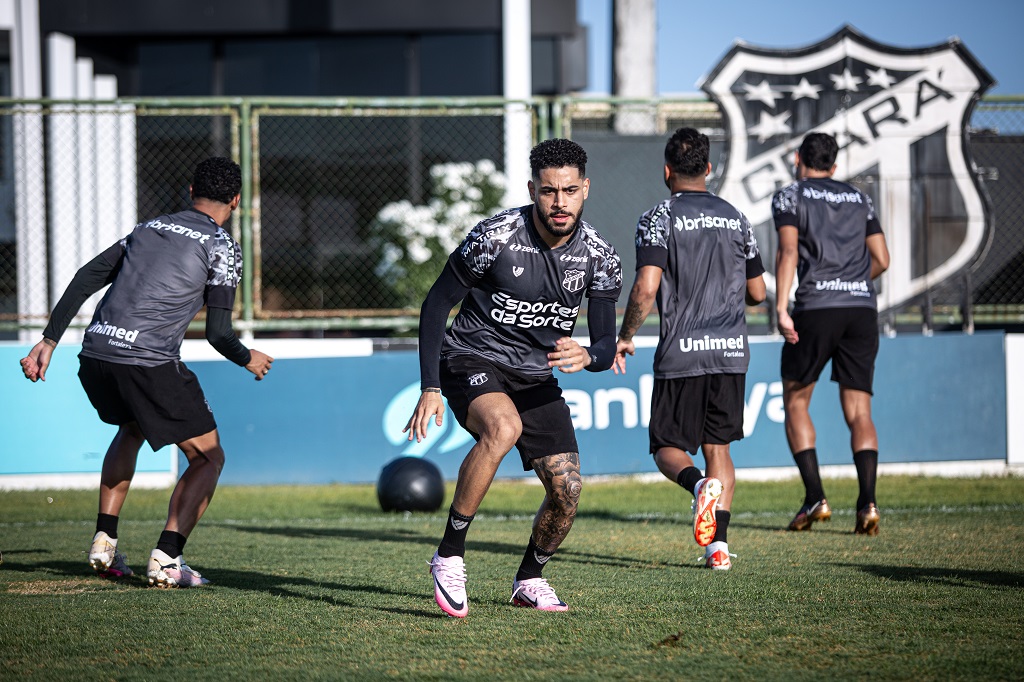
867;233;890;279
530;452;582;551
614;265;662;374
775;226;800;344
746;275;767;306
403;390;445;443
19;337;57;382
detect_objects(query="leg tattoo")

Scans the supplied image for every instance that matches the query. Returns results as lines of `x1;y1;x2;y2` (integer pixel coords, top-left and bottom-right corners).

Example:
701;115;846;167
530;452;582;552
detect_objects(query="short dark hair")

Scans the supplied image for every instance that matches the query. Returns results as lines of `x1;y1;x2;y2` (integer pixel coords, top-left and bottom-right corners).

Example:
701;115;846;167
664;127;710;178
798;133;839;171
530;138;587;178
192;157;241;204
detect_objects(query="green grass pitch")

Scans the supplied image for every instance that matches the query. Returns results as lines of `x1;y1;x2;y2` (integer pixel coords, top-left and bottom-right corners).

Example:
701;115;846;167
2;475;1022;680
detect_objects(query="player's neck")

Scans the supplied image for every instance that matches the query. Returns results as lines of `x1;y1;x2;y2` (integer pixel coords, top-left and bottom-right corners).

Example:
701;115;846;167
192;199;233;226
669;178;707;194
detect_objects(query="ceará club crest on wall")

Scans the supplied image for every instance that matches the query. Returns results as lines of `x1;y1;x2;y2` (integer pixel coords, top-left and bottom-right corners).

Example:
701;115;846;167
700;25;994;312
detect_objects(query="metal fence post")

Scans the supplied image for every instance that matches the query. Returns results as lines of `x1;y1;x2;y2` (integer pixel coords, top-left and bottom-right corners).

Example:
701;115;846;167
238;99;254;337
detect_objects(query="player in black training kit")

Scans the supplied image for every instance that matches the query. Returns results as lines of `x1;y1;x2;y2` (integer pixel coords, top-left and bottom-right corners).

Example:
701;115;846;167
404;139;622;617
20;158;274;587
772;132;890;535
614;128;766;570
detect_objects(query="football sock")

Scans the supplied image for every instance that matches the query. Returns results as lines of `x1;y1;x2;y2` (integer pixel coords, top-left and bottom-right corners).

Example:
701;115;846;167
853;449;879;510
155;531;187;559
96;513;119;540
676;467;704;497
515;536;554;581
712;510;730;544
437;506;474;558
794;448;826;506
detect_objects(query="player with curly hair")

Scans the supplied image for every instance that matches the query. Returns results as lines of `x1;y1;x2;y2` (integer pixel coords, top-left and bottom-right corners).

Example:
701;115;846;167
405;139;622;617
19;157;273;587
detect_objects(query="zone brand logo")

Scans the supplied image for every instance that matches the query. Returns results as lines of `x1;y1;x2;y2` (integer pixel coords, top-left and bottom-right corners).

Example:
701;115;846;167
559;253;588;263
468;373;488;386
509;243;540;253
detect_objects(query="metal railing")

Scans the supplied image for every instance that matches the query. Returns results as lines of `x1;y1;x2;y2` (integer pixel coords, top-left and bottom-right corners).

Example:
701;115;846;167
1;94;1021;338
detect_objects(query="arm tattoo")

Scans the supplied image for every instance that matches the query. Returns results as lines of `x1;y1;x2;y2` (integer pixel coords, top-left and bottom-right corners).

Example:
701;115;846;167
618;299;648;342
530;452;582;552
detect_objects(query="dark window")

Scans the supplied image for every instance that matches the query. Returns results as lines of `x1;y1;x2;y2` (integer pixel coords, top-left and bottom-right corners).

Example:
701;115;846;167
138;41;213;96
420;33;500;96
319;37;407;96
224;39;319;96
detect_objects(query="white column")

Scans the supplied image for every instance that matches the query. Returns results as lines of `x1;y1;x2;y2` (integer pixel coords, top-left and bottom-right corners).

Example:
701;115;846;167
94;75;120;250
118;98;138;239
46;33;80;341
7;0;48;342
612;0;656;134
502;0;532;205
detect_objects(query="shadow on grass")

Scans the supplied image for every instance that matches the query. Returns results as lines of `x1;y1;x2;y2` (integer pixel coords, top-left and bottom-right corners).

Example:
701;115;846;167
12;558;440;618
729;520;855;535
833;563;1024;588
228;524;696;570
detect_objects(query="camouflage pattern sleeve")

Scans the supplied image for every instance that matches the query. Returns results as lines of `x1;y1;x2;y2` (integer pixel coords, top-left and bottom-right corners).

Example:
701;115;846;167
635;201;670;270
741;212;766;278
205;227;243;309
581;223;622;300
452;207;521;283
636;202;670;250
865;193;883;236
772;182;800;229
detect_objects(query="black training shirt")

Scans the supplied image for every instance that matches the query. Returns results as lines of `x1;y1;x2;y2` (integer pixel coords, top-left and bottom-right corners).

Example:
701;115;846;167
441;206;622;376
635;190;764;379
79;208;243;367
772;178;883;311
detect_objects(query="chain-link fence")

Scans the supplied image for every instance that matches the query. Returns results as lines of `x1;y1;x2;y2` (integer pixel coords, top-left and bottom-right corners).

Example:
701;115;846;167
1;95;1021;339
560;95;1024;333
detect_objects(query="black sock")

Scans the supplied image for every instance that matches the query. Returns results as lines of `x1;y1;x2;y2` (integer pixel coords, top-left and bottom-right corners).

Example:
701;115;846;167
96;513;119;539
676;466;704;496
712;510;731;544
794;448;825;506
515;536;554;581
155;530;187;559
437;506;474;558
854;449;879;510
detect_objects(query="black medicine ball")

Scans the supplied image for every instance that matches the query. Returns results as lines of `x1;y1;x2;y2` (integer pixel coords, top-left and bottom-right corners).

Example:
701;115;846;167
377;456;445;512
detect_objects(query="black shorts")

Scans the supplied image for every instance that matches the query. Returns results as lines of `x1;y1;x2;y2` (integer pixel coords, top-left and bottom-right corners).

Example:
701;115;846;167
649;373;746;456
439;354;578;471
78;356;217;451
781;307;879;393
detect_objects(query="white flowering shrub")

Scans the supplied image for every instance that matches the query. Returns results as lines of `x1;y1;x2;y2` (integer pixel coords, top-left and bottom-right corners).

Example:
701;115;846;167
373;160;507;308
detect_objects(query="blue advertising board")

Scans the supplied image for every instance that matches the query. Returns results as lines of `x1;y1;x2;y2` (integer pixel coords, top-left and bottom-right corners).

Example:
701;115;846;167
0;332;1008;486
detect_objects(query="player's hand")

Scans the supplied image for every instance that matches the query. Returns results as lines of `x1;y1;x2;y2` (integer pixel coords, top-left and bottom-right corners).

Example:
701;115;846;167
20;339;56;382
403;390;445;442
548;337;589;374
612;338;635;375
246;349;274;381
777;309;799;344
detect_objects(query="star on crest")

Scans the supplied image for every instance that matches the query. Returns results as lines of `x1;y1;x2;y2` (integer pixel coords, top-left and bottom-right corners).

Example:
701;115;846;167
747;110;792;143
830;68;863;92
790;77;823;100
865;67;895;88
742;79;783;108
